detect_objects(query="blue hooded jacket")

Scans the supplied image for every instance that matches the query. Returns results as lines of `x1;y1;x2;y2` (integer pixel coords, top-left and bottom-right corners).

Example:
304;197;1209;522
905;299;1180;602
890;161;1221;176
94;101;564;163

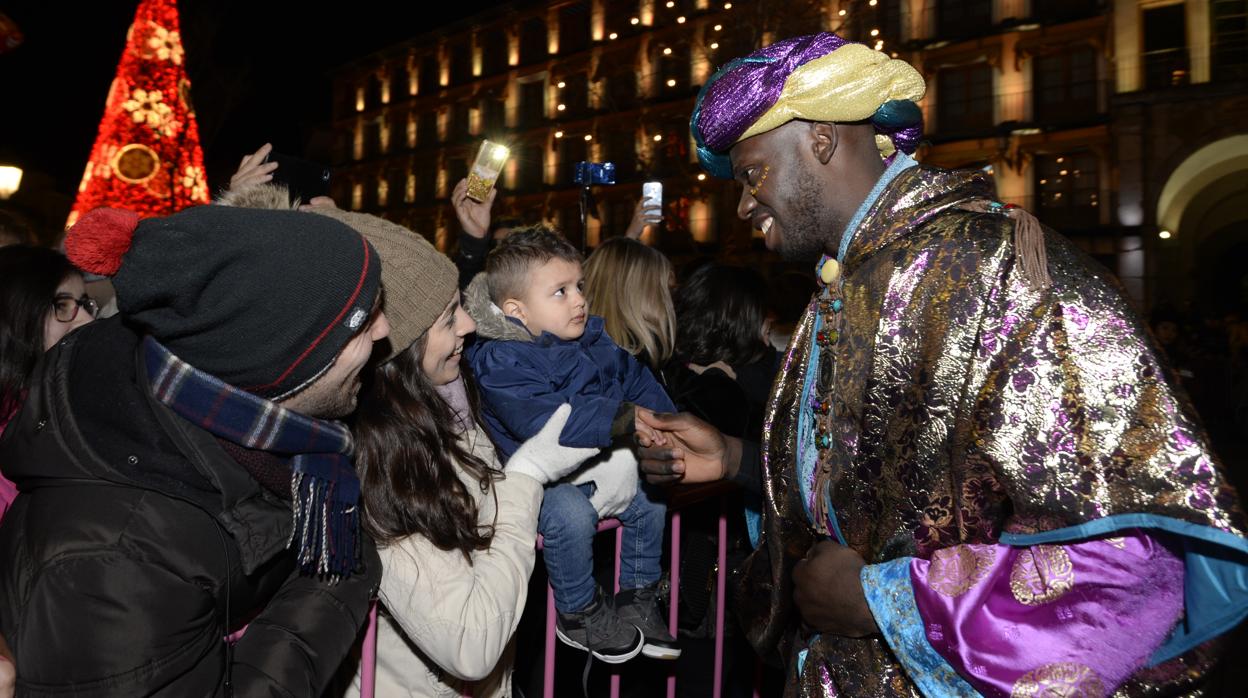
463;276;675;461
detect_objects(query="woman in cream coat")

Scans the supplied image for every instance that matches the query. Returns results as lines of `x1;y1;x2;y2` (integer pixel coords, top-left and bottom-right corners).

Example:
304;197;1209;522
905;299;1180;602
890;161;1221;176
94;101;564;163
326;207;596;698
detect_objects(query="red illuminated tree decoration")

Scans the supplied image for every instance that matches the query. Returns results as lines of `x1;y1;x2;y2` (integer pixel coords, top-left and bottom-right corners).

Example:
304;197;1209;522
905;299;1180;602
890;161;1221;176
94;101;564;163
67;0;209;227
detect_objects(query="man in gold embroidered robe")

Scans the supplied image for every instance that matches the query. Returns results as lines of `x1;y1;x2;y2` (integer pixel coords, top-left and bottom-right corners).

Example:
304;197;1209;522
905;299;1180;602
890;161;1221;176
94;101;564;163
638;33;1248;697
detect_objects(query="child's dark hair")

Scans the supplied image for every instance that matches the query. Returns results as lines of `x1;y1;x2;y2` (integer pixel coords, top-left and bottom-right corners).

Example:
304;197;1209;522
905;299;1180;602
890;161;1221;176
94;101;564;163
484;224;582;304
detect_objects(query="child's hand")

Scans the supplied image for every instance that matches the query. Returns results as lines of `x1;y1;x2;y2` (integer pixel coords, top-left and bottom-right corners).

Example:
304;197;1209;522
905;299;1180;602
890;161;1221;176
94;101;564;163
635;410;731;485
634;406;667;447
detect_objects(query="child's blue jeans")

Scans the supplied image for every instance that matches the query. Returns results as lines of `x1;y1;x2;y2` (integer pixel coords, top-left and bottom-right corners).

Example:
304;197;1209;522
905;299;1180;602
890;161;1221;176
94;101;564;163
538;481;667;614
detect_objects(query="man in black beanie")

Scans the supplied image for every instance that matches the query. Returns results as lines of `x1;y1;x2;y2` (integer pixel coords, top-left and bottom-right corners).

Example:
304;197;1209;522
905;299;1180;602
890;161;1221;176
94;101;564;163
0;204;389;696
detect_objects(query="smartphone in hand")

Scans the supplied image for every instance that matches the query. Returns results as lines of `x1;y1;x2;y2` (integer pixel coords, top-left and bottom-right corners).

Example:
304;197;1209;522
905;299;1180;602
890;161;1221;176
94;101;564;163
266;152;332;205
642;181;663;211
467;140;509;202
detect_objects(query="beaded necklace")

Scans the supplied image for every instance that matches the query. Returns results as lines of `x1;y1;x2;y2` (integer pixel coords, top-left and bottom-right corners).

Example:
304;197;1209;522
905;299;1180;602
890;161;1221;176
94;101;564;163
808;253;844;534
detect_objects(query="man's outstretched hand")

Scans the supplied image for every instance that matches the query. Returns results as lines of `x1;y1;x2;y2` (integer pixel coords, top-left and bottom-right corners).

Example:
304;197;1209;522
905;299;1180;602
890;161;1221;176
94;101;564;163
635;410;737;485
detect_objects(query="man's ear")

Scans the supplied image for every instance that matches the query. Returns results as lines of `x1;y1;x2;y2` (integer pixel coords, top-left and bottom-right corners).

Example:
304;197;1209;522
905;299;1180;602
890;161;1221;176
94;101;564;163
810;122;838;165
502;298;526;322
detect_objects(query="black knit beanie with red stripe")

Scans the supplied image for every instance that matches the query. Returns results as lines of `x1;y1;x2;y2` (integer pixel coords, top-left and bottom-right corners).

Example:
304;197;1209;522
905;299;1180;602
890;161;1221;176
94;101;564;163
66;205;381;400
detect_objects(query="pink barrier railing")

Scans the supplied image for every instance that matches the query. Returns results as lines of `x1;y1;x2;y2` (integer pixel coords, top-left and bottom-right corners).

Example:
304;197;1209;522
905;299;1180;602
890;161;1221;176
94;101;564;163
360;602;378;697
358;501;735;698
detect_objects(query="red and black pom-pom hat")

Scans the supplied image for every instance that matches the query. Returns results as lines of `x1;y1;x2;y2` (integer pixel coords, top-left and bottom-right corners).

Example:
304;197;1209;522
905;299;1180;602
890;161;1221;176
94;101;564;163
66;205;381;400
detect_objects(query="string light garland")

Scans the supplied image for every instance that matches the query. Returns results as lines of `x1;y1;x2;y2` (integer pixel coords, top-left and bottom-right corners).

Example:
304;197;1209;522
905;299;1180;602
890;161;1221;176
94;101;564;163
68;0;208;227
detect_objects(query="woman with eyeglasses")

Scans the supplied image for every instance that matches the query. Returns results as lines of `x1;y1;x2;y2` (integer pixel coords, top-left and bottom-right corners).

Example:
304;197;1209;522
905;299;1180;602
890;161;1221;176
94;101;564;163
0;245;97;517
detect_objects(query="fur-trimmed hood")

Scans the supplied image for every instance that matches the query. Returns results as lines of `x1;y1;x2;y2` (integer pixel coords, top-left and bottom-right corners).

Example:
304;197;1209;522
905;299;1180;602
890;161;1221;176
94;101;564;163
215;183;299;210
464;272;533;343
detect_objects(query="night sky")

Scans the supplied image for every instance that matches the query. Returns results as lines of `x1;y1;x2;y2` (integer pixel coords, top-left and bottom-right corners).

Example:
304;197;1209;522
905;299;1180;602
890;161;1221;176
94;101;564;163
0;0;507;198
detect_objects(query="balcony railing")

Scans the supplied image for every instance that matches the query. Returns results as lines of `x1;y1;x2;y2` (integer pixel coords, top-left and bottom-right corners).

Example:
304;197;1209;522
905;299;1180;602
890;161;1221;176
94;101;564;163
996;194;1104;233
1142;48;1191;90
1212;38;1248;81
1030;0;1108;25
928;83;1110;141
909;0;1108;43
1113;46;1248;94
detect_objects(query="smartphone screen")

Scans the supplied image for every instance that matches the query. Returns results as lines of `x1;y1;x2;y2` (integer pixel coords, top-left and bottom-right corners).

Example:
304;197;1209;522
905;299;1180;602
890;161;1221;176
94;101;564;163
267;152;332;205
467;140;509;202
643;181;663;211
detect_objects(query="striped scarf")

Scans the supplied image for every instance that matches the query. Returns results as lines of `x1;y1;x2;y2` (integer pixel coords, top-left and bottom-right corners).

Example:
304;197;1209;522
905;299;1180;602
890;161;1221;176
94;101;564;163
142;336;360;580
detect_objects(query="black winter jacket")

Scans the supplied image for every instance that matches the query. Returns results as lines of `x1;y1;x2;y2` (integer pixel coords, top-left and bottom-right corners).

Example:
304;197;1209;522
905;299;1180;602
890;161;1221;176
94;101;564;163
0;318;379;696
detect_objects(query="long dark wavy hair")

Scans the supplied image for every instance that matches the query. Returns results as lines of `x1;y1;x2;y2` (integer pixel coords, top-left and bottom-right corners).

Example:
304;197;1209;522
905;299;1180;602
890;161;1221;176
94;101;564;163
352;332;501;560
675;263;770;367
1;245;79;420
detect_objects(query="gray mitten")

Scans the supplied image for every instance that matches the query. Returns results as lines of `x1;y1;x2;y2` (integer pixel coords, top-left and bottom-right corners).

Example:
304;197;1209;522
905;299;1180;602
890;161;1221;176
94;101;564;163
506;404;601;485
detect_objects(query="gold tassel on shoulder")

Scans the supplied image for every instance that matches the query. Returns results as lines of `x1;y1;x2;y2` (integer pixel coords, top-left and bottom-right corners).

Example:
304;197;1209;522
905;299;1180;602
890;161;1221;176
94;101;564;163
959;200;1052;290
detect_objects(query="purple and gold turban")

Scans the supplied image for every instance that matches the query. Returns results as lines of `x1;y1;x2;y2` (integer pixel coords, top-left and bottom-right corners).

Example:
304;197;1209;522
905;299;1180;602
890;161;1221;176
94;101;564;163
691;33;927;178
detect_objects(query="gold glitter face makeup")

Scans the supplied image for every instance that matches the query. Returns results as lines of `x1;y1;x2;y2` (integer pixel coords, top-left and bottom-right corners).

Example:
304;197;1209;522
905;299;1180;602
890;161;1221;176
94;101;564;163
748;164;771;197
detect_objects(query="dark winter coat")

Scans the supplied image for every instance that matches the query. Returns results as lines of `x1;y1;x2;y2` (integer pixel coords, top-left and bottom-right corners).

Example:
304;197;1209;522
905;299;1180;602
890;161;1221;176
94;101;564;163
462;277;674;461
0;318;378;697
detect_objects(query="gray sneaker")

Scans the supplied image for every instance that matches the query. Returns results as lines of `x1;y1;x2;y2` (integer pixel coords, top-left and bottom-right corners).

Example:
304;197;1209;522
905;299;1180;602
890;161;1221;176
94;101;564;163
555;588;644;664
616;583;682;659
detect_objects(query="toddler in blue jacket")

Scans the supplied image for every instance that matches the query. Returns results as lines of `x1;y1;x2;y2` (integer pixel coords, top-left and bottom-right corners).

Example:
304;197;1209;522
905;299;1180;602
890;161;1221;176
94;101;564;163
464;226;679;664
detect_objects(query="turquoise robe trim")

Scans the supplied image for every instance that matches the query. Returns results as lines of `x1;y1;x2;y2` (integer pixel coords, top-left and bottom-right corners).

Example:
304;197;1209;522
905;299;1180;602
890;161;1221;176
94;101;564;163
1001;513;1248;665
838;153;917;263
861;558;981;697
745;157;918;546
744;492;763;549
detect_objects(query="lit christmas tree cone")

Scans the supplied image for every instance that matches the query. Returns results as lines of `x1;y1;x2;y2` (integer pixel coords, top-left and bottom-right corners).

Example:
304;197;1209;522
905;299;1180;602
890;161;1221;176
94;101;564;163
67;0;209;227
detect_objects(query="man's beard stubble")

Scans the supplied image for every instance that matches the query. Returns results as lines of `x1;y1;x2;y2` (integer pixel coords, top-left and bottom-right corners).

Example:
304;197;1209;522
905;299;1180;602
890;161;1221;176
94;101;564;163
777;164;837;263
280;372;362;420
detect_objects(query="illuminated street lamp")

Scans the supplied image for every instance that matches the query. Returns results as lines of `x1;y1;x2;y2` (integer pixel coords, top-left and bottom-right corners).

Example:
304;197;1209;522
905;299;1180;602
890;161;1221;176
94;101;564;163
0;166;21;200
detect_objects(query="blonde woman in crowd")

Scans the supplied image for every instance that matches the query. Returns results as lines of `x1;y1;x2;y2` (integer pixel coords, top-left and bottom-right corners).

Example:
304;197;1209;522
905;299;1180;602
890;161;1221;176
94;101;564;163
583;237;677;373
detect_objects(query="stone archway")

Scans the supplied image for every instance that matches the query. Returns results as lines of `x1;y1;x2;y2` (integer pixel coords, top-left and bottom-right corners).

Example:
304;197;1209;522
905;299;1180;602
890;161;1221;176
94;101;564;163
1152;135;1248;309
1157;135;1248;235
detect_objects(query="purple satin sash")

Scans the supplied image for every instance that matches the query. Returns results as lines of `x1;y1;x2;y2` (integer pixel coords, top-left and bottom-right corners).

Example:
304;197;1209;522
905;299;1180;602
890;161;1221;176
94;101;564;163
909;530;1183;696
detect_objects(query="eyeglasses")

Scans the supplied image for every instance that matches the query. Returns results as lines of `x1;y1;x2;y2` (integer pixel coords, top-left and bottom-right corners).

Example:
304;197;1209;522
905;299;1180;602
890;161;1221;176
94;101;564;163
51;294;99;323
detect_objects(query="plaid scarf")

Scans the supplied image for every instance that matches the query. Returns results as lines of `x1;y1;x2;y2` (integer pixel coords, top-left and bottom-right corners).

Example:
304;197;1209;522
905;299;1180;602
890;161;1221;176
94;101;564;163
142;336;361;580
